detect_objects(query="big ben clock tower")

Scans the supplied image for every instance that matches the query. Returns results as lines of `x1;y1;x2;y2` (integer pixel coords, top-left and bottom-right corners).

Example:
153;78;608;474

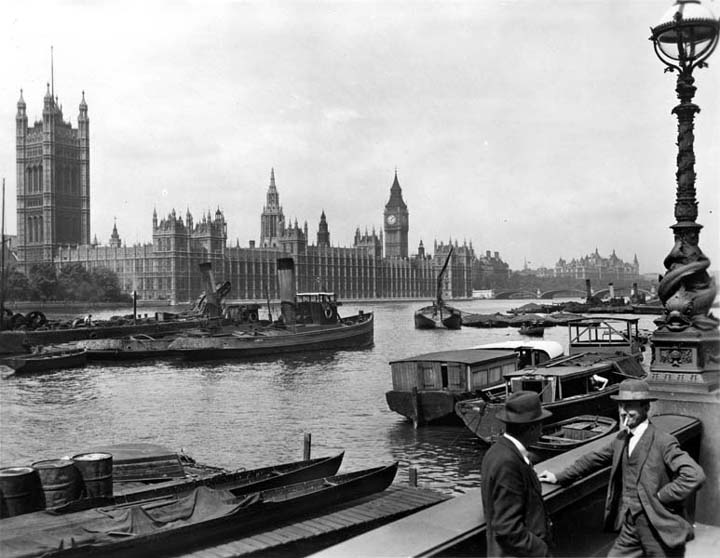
384;170;409;259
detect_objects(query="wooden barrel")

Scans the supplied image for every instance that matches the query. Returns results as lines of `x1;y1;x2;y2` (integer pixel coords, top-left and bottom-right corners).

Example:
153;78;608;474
0;466;42;518
72;452;113;498
31;459;80;509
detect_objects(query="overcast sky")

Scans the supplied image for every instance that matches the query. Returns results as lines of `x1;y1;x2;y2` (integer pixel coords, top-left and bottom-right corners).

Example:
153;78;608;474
1;0;718;274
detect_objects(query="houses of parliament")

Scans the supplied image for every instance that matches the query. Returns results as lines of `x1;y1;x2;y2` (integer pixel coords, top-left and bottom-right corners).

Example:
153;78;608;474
13;86;487;303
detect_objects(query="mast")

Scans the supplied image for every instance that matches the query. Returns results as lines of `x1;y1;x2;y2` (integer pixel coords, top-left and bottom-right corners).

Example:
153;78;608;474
436;246;453;306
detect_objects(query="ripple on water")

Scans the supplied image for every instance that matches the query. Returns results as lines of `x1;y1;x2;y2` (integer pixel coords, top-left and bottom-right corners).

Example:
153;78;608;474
1;301;657;494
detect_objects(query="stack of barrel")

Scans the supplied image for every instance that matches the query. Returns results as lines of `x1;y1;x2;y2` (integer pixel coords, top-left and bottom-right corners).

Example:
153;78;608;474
0;452;113;518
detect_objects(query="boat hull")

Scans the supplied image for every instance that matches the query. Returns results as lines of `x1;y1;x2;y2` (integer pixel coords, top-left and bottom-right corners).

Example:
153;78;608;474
385;389;475;427
0;318;208;349
519;325;545;337
55;452;345;514
455;384;621;444
76;337;180;361
169;313;373;360
1;349;87;374
0;463;398;558
529;415;617;462
414;306;462;330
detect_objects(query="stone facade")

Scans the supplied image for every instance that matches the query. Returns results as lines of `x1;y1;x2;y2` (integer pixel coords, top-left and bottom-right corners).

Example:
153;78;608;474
15;87;90;267
14;91;478;303
552;249;640;282
383;171;409;259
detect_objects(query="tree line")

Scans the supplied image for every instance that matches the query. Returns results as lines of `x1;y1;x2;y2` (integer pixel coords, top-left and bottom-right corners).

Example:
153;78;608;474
2;263;132;303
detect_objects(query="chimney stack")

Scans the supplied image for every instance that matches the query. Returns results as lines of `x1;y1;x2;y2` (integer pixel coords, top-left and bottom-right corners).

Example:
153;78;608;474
199;262;220;317
277;257;296;325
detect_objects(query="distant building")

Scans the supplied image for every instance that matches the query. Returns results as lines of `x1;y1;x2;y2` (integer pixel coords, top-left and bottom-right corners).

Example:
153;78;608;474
383;171;409;259
553;248;640;282
13;86;480;302
15;87;90;266
473;250;511;289
259;168;285;248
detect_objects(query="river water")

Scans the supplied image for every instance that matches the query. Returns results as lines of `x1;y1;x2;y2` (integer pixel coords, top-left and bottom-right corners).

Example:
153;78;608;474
0;299;658;495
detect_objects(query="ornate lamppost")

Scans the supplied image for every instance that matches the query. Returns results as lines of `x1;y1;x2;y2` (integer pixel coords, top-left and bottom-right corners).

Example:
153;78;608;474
648;0;719;391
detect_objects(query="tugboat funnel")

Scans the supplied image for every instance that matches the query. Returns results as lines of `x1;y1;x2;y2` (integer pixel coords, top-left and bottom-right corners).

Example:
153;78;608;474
199;262;220;318
277;258;296;325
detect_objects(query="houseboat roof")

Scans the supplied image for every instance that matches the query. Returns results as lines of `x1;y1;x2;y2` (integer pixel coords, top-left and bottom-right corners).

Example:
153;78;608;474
472;340;564;360
390;348;517;366
502;354;644;380
504;361;618;381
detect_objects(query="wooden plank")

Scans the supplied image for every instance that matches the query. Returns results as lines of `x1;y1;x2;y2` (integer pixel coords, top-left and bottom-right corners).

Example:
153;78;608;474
280;524;317;539
229;537;267;551
311;516;352;530
213;539;265;556
258;529;296;544
183;547;228;558
175;485;448;558
293;520;329;536
336;508;377;522
249;533;284;547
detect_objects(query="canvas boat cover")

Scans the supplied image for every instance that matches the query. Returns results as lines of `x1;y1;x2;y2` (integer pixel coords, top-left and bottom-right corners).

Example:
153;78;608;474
0;486;260;558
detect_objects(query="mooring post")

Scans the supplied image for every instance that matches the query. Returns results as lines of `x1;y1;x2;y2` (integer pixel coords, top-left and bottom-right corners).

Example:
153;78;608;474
409;466;418;487
303;432;312;460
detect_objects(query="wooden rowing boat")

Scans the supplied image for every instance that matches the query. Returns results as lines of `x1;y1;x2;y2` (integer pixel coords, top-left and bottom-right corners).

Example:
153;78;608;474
0;463;398;558
0;348;87;375
529;415;617;462
56;452;345;514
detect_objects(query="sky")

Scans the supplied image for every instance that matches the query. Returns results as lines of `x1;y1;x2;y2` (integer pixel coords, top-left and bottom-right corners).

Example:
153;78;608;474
1;0;718;275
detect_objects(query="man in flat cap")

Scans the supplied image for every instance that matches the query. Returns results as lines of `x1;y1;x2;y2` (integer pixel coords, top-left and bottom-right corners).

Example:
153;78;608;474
538;379;705;557
482;390;554;557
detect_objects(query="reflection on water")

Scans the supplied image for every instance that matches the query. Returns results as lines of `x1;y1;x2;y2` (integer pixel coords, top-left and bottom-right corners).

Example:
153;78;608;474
0;300;659;495
386;421;485;495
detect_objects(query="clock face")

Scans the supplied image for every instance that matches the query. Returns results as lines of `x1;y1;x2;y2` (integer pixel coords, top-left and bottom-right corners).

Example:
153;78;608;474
386;214;397;225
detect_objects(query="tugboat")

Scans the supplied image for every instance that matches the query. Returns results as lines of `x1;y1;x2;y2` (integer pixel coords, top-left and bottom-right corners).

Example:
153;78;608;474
168;258;374;360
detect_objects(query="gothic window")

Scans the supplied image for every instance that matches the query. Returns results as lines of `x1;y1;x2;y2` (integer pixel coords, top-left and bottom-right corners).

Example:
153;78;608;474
39;216;43;242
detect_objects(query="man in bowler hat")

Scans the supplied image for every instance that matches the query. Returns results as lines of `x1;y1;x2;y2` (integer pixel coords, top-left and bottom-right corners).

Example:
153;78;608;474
482;390;553;557
538;379;705;557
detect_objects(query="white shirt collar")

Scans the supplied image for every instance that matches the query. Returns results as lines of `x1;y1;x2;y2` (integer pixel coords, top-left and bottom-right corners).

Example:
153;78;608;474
627;419;649;456
503;433;531;465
